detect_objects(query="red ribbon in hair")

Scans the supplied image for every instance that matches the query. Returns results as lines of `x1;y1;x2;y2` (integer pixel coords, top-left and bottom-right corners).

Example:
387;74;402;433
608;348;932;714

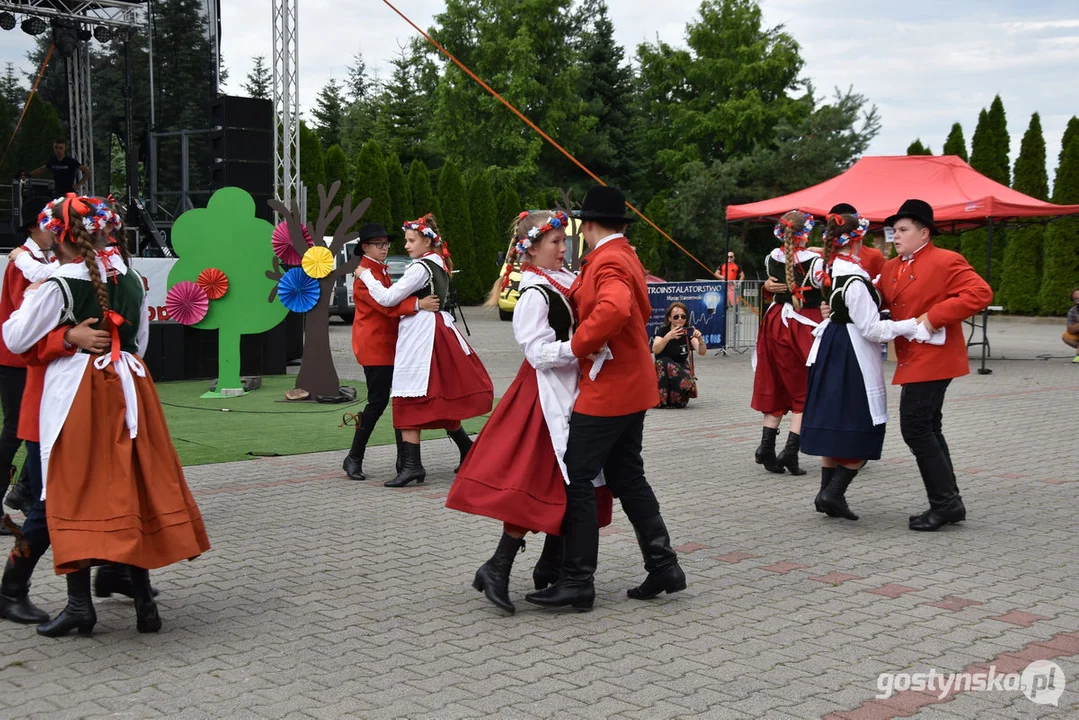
102;310;128;362
59;193;91;245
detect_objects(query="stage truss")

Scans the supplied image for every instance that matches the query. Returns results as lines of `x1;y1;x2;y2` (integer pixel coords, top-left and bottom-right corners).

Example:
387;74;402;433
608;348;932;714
272;0;301;222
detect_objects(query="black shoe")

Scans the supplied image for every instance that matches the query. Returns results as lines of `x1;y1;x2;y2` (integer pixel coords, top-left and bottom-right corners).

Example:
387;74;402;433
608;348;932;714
626;515;687;599
342;454;366;481
448;428;473;473
3;465;33;513
0;555;49;624
37;568;96;637
909;498;966;531
755;427;778;468
94;563;160;599
525;521;597;611
769;431;806;475
472;533;524;614
127;566;161;633
532;534;563;590
385;442;426;487
814;465;859;521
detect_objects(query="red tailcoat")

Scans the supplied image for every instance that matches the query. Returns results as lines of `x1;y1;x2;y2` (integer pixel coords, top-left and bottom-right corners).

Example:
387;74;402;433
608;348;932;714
860;245;885;281
878;242;993;385
0;248;45;367
568;237;660;416
351;255;418;367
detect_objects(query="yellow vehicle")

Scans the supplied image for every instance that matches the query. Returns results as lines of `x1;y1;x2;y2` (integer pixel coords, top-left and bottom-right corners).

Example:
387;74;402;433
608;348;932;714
496;217;585;321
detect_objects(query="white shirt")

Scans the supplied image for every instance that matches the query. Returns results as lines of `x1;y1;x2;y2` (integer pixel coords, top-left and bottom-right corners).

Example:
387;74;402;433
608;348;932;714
592;233;624;251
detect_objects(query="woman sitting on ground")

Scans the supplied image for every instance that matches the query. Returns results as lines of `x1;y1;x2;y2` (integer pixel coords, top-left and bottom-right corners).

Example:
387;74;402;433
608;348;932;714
652;301;705;409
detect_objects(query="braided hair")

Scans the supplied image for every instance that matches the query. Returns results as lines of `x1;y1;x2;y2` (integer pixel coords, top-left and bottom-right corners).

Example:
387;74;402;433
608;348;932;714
779;210;809;310
485;210;560;308
49;195;112;316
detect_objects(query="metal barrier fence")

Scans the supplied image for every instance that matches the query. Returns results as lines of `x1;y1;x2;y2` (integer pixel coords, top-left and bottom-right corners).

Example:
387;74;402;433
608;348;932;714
721;280;764;354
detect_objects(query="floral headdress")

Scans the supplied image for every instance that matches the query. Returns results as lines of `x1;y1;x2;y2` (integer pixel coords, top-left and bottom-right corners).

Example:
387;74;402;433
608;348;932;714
825;213;869;246
402;214;450;259
514;210;567;256
773;210;815;247
38;193;123;244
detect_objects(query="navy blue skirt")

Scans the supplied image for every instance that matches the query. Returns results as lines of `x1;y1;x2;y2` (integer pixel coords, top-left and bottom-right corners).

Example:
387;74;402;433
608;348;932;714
800;324;885;460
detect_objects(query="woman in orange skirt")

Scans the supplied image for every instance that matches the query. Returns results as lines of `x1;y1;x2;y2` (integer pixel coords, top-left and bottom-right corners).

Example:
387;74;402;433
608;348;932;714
2;194;210;637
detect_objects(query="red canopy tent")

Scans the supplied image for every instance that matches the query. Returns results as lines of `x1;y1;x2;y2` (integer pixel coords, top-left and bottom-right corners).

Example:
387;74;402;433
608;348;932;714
724;155;1079;374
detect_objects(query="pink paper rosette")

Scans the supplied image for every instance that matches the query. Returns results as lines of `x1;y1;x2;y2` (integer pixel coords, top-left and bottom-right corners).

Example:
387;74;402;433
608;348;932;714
272;222;314;265
166;281;210;325
196;267;229;300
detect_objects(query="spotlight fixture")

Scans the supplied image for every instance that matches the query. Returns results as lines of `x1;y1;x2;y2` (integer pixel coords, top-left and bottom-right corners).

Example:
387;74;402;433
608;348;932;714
21;16;47;36
93;25;112;43
78;27;92;42
51;18;80;57
0;12;16;31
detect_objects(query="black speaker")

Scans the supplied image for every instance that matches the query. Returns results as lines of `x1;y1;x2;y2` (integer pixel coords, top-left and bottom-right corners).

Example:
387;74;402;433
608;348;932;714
210;95;273;209
211;128;272;163
212;95;272;131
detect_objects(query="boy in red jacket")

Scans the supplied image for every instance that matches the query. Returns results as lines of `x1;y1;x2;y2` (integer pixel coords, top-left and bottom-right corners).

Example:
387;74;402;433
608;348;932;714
526;186;685;611
879;200;993;531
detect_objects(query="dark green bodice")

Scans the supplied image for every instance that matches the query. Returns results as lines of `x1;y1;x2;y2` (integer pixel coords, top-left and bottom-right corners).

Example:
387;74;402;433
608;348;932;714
827;274;879;325
410;258;450;307
50;269;145;353
522;284;574;341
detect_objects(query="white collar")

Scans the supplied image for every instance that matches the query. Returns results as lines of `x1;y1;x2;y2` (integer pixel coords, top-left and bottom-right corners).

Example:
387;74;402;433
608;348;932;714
21;240;51;262
362;254;387;267
831;256;869;280
769;247;819;264
900;241;930;262
415;252;445;269
594;233;624;250
53;252;129;281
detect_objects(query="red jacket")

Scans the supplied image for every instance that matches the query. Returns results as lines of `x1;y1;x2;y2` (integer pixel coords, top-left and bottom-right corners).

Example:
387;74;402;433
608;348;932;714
19;327;76;442
569;237;660;416
352;255;418;367
0;247;50;367
860;245;885;281
878;242;993;385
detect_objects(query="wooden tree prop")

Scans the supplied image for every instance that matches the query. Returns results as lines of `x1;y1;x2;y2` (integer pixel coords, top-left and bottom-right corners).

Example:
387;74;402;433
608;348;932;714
268;181;368;398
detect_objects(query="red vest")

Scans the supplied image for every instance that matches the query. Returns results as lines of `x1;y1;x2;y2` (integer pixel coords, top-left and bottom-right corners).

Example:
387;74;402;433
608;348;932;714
0;248;46;367
878;243;993;385
351;255;417;367
569;237;660;416
860;245;885;280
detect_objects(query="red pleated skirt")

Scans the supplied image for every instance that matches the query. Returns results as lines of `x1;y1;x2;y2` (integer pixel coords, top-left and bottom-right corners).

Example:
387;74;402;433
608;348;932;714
750;305;823;415
446;361;613;535
393;314;494;430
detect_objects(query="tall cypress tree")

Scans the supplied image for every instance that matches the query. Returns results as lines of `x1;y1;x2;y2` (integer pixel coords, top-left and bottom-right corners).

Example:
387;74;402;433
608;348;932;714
1000;113;1048;314
323;144;350;189
312;78;345;150
987;95;1010;186
906;139;932;155
385;152;411;251
352;140;393;233
438;160;480;303
298;122;326;221
942;122;968;161
408;159;436;219
495;186;523;257
1039;129;1079;315
468;170;501;287
964;106;1008;288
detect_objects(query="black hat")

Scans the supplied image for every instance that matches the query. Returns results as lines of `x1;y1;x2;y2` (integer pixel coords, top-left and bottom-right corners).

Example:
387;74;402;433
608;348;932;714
573;185;637;224
19;195;50;232
884;199;936;235
357;222;396;243
829;202;857;215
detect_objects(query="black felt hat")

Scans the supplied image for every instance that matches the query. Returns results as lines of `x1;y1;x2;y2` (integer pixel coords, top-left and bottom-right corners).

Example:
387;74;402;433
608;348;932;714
357;222;396;243
573;186;637;224
829;202;857;215
884;199;936;235
19;195;50;232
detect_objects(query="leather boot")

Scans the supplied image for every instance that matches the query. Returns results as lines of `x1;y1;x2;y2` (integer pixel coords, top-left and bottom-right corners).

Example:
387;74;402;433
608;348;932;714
525;521;597;611
908;454;966;530
395;430;404;474
815;465;859;521
769;432;807;475
343;418;376;481
384;442;426;487
472;533;525;614
532;533;563;590
127;566;161;633
909;497;966;531
3;465;32;514
814;466;836;514
755;427;778;468
0;553;49;624
627;515;687;599
37;567;95;637
447;427;473;473
94;563;159;599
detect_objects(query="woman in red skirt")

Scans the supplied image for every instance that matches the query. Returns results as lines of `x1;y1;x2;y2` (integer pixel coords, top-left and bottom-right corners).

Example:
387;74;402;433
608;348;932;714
445;210;612;614
752;210;825;475
358;214;494;487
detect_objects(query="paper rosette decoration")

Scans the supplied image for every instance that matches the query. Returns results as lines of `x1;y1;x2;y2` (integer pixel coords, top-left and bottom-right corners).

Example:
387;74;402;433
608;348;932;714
196;267;229;300
277;267;321;313
166;281;210;326
272;222;314;265
301;246;334;279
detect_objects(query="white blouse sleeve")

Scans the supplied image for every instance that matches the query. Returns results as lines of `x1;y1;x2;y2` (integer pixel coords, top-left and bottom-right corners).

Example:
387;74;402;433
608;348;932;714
360;263;430;308
13;251;58;283
136;290;150;357
2;281;64;355
846;280;918;344
513;288;577;371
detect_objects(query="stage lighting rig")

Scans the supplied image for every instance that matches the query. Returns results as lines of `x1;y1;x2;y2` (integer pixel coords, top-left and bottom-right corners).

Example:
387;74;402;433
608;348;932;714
51;17;82;58
21;16;46;36
0;12;15;31
93;25;112;43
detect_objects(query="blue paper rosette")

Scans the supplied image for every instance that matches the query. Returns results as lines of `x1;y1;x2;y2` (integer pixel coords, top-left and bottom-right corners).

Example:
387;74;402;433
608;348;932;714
278;267;321;313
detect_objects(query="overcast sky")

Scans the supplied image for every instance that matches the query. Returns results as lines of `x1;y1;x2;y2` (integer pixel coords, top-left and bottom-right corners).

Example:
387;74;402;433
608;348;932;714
3;0;1077;180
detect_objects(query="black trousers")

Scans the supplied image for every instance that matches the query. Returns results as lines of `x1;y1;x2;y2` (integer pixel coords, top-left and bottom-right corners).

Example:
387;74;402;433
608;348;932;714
0;365;27;474
562;411;660;528
351;365;394;457
899;380;960;508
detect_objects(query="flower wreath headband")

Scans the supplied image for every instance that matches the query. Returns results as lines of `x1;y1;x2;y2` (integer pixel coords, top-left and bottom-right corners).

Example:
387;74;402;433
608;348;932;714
825;214;870;246
38;193;123;243
773;210;816;245
402;216;450;258
514;210;568;256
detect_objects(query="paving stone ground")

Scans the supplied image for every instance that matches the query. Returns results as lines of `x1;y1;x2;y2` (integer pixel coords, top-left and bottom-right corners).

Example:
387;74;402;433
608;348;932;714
1;308;1077;720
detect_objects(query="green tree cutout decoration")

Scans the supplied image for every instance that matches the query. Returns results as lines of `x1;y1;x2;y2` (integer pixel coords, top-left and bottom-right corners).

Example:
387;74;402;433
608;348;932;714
167;187;288;396
268;181;368;398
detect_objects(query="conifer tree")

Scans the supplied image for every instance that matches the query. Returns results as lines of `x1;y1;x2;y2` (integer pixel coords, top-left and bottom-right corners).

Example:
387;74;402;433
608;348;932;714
352;140;393;233
942;122;968;162
1000;113;1048;314
1039;127;1079;315
468;170;501;286
438;160;481;303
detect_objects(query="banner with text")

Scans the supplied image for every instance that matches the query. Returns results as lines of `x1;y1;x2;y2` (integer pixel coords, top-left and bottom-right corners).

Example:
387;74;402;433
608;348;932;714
646;281;728;349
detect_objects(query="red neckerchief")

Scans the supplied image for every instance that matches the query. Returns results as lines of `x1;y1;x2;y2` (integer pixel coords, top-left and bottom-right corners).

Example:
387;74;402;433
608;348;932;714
523;264;572;296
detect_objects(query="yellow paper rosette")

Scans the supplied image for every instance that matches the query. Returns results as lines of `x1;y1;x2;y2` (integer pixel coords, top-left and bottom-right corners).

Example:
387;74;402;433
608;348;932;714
301;246;335;279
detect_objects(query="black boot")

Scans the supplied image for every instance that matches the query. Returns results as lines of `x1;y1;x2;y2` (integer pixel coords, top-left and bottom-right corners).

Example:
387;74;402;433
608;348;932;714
769;432;807;475
814;466;836;514
343;418;376;481
472;533;525;614
447;427;473;473
395;430;404;474
908;454;966;531
532;533;563;590
3;465;33;514
0;554;49;624
384;442;426;487
909;497;966;531
525;521;597;611
815;465;859;521
127;566;161;633
94;563;159;599
626;515;687;599
37;567;95;637
755;427;778;468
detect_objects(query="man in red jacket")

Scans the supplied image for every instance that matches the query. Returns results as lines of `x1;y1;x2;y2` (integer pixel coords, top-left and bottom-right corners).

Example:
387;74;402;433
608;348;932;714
879;200;993;531
526;186;685;611
342;223;438;481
